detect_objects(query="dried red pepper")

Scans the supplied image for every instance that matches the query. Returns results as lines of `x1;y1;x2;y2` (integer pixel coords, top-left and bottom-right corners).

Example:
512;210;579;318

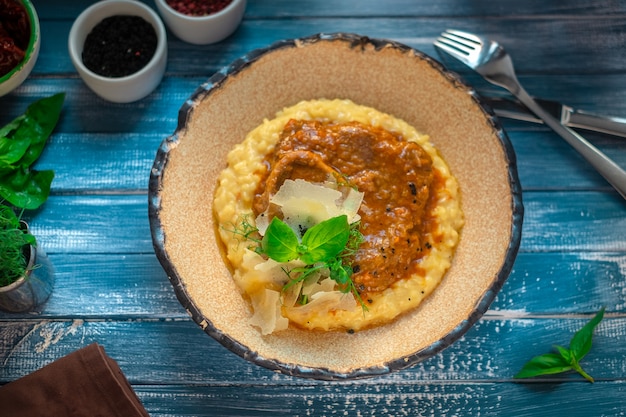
165;0;233;17
0;0;30;77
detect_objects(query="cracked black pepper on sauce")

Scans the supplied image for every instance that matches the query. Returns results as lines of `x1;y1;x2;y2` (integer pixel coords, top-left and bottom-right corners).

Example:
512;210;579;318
82;15;157;78
254;119;443;296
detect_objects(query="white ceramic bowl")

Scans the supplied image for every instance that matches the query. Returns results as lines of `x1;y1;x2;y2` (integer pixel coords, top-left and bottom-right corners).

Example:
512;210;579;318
0;0;40;97
149;33;523;380
154;0;245;45
68;0;167;103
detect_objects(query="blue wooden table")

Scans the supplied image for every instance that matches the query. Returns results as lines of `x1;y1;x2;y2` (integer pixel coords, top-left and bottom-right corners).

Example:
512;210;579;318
2;1;626;415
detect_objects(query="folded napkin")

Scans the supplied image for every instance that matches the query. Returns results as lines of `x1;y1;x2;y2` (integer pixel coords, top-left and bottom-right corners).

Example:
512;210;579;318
0;343;149;417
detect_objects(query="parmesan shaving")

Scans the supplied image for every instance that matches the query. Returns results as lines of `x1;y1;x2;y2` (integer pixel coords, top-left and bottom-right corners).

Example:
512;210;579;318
248;289;289;335
255;179;363;236
285;291;357;320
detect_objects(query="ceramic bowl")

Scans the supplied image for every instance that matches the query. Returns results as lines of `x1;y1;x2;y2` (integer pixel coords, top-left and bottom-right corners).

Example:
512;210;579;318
0;0;40;97
149;33;523;380
154;0;246;45
68;0;167;103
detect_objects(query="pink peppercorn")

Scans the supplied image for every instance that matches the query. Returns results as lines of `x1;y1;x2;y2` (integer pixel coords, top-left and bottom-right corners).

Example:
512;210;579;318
166;0;233;16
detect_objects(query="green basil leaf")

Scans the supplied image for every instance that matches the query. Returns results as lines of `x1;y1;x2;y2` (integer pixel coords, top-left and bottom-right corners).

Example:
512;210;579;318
261;217;300;262
572;361;595;383
0;115;25;138
514;353;572;379
0;93;63;210
569;307;605;361
0;136;30;167
0;116;28;167
300;215;350;264
0;168;54;210
10;93;65;168
553;345;572;364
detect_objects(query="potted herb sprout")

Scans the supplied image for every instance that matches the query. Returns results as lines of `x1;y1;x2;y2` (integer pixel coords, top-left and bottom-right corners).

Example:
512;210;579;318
0;93;64;312
0;205;54;312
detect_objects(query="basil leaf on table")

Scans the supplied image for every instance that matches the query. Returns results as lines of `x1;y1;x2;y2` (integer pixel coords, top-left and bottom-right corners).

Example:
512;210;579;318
514;307;605;383
9;93;65;167
570;305;605;361
0;116;28;166
513;353;573;379
0;93;64;209
0;168;55;210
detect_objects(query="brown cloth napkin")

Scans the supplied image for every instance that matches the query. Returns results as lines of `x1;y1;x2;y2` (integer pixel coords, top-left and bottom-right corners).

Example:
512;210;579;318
0;343;149;417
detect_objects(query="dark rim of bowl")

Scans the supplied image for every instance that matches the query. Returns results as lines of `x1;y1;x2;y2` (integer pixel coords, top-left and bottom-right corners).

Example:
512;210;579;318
148;32;524;381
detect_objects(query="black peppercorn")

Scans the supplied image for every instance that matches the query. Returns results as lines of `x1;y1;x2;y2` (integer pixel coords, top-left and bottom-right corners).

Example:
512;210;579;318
82;15;157;78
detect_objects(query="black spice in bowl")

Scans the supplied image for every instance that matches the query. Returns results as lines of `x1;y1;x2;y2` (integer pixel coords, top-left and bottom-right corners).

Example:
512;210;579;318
82;15;157;78
68;0;167;103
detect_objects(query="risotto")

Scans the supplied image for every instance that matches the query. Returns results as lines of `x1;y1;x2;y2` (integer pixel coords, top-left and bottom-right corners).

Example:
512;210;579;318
213;99;464;334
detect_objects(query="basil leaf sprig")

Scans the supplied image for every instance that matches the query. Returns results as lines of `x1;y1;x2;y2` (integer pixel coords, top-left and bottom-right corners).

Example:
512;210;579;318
262;215;350;263
260;214;367;310
0;93;65;209
514;307;605;383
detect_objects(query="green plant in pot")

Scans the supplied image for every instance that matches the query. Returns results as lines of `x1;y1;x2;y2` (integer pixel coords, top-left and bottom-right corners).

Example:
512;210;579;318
1;206;36;285
0;93;64;313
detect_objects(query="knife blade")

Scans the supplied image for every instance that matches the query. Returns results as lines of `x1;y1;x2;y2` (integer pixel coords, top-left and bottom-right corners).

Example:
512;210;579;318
483;96;626;138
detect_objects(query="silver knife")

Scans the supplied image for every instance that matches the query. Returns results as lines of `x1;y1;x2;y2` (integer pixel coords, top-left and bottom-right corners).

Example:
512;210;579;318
483;96;626;138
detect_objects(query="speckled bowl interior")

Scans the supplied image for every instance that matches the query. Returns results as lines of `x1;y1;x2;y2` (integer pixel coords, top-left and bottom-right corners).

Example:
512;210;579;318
149;33;523;380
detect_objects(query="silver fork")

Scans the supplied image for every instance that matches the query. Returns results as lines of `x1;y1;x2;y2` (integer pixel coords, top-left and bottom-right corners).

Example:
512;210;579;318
434;29;626;200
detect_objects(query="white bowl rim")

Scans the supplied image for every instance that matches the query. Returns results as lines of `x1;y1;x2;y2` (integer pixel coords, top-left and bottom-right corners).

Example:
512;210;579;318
68;0;167;83
154;0;244;21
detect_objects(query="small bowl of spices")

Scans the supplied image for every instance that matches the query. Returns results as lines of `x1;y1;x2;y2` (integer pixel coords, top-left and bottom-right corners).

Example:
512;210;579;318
155;0;246;45
0;0;40;97
68;0;167;103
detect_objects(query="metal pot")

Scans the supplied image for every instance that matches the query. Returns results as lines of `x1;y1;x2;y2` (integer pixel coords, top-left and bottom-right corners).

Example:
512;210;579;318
0;243;54;313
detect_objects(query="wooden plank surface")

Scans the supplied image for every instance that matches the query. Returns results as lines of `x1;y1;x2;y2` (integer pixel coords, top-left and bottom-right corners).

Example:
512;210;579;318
1;0;626;416
26;18;626;76
3;317;626;382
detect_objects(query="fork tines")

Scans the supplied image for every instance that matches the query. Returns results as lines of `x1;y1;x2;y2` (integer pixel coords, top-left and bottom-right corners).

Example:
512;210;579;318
434;29;482;57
